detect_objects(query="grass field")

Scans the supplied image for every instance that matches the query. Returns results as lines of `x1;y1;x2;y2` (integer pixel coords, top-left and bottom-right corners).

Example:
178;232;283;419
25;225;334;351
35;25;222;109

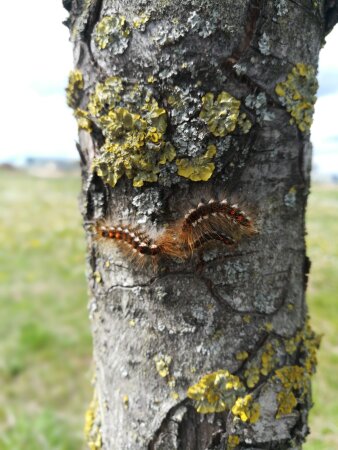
0;169;337;449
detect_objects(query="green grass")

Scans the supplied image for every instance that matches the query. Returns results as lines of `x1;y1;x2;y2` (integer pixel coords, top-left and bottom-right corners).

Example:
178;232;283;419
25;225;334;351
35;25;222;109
0;170;91;450
305;185;338;450
0;170;337;449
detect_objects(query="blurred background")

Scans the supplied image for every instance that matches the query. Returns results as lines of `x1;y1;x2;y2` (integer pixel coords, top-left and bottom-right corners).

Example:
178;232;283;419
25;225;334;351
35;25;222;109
0;1;337;449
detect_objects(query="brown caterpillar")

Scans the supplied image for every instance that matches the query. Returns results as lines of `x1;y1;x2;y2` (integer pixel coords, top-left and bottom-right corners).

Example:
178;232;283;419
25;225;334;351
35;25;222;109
94;198;257;264
177;198;257;250
95;223;185;262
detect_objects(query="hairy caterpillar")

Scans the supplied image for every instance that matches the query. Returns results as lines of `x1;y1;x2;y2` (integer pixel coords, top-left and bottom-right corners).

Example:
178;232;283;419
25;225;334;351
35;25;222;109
95;222;185;263
175;198;257;250
94;198;257;265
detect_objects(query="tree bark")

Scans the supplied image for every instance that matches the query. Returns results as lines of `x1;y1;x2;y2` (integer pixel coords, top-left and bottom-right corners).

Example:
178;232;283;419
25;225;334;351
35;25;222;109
64;1;337;449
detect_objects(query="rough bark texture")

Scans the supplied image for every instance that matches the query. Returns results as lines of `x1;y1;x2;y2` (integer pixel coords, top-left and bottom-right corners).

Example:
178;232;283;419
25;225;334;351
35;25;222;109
64;1;337;449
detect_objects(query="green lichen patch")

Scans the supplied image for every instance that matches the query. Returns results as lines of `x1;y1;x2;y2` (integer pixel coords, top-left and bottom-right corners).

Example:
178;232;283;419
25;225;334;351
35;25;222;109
274;365;309;418
235;351;249;362
66;70;84;109
244;366;260;389
243;339;279;388
187;369;245;414
284;319;321;374
260;341;279;376
176;144;216;181
275;63;318;132
94;15;130;54
199;92;241;137
84;390;102;450
154;354;172;378
274;320;320;418
227;434;241;449
74;108;93;132
154;354;177;396
88;77;124;117
132;13;150;31
237;112;252;134
231;394;260;423
88;78;176;188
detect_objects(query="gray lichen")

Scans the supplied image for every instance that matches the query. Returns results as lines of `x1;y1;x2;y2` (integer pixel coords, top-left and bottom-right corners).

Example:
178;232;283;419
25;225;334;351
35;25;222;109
245;92;275;123
276;0;289;17
258;32;271;56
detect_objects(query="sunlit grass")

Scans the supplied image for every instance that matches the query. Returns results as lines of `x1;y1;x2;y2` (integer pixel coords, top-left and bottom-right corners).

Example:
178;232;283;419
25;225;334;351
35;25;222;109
0;170;337;448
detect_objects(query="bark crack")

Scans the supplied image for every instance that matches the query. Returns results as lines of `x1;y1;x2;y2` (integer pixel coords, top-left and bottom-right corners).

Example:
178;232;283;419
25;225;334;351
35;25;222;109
226;0;264;66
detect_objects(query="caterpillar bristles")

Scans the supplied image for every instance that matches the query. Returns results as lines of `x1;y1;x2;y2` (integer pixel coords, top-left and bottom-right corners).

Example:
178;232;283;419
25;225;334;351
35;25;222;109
93;197;257;268
180;198;257;249
192;231;236;250
94;221;185;266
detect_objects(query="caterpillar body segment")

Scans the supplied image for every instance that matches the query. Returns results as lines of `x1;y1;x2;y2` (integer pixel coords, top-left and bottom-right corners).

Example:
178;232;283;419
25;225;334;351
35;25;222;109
181;198;257;248
94;197;257;266
192;231;236;250
95;222;185;263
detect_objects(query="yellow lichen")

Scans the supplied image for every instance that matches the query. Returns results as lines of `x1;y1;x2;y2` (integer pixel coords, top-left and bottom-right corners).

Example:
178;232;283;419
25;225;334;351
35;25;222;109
244;366;260;388
132;13;150;30
235;351;249;361
275;63;318;132
276;390;298;418
261;341;278;376
84;391;102;450
93;271;101;284
88;77;124;117
66;70;84;109
147;75;156;84
167;376;176;389
265;322;273;332
231;394;260;423
242;319;320;419
301;320;321;374
154;355;172;378
74;108;93;132
176;144;216;181
274;365;309;418
199;92;241;137
227;434;241;449
283;319;321;373
284;331;302;355
171;391;180;400
237;112;252;134
154;355;178;397
187;370;244;414
89;79;176;188
122;395;129;409
94;15;130;53
244;339;278;388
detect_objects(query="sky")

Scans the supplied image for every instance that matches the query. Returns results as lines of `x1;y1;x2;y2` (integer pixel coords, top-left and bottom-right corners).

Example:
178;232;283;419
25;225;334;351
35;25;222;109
0;1;337;174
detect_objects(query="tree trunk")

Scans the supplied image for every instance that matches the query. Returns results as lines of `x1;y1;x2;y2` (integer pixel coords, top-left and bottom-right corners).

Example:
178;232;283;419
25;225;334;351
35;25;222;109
63;1;338;449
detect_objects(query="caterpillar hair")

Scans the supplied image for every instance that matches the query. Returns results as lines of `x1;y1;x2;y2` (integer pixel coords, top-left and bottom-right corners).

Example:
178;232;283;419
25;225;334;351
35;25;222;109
192;231;236;250
179;198;257;249
93;197;257;266
95;222;184;264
